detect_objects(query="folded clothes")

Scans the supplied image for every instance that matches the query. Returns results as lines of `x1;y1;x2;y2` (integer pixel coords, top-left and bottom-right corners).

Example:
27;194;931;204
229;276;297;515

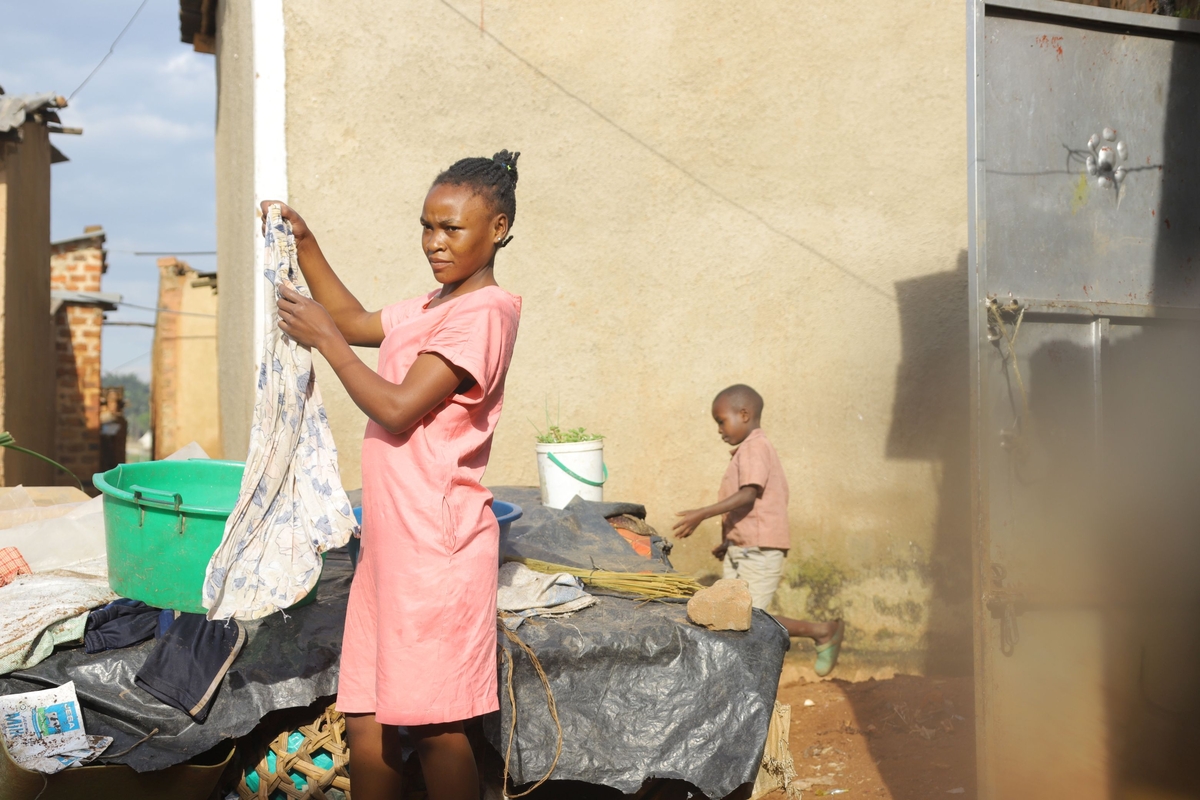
135;613;245;722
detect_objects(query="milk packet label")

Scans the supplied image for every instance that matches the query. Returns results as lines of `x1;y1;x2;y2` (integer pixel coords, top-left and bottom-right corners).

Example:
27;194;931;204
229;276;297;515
0;682;90;773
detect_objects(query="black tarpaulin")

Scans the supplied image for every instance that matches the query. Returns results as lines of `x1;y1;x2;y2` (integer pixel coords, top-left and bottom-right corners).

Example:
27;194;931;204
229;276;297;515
487;596;789;799
488;488;789;799
492;486;674;572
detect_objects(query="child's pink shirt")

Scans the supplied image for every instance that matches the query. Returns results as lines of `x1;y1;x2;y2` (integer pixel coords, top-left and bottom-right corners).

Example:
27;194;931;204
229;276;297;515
337;285;521;726
718;428;791;550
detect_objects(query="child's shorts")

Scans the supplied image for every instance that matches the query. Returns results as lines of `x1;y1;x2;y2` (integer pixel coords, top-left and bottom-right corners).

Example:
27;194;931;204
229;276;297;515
723;546;787;610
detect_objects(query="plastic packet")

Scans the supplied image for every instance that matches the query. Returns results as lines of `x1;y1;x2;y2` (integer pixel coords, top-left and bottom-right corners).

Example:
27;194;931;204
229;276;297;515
0;681;98;773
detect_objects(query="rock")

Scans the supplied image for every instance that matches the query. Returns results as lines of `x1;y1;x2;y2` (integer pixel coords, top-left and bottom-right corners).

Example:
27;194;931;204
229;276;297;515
687;578;752;631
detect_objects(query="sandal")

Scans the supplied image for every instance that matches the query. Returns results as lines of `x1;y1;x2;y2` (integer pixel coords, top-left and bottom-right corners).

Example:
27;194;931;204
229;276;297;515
814;619;844;677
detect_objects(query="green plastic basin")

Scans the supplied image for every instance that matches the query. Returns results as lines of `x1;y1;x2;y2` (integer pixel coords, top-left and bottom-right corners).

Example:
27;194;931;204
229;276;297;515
93;459;319;614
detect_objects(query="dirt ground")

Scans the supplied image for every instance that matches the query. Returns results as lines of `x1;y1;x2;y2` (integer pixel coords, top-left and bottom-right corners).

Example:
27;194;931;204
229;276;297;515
762;674;977;800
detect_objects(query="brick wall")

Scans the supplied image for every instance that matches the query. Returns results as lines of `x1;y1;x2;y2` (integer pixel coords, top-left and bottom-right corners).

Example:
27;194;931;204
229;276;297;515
49;228;107;490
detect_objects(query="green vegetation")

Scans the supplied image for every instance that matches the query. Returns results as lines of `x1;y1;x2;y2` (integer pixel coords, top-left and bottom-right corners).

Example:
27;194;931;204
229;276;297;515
530;399;603;443
787;557;847;619
103;372;150;439
0;431;82;489
535;426;604;444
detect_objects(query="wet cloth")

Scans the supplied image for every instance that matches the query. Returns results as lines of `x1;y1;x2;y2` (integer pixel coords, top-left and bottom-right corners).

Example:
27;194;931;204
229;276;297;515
134;614;246;722
338;285;521;726
84;599;160;654
0;557;115;674
719;428;791;550
496;562;595;630
203;206;357;620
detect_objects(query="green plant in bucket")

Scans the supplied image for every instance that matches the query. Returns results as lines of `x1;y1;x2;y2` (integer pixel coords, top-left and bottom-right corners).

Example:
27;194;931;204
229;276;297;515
535;425;603;444
529;398;604;444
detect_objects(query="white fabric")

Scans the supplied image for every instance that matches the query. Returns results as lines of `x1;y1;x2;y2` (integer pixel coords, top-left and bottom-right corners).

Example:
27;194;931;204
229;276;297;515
497;562;596;629
0;558;114;674
203;206;357;620
0;496;106;572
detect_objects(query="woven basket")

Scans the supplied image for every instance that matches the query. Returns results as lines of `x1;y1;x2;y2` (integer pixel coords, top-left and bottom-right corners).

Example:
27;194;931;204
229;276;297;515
237;704;351;800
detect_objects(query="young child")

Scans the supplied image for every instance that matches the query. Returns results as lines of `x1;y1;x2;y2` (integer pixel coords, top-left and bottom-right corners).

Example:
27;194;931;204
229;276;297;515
674;384;844;676
261;151;523;800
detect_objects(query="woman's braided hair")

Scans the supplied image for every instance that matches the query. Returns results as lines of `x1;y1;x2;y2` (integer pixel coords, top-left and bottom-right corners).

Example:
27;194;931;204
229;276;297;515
432;150;520;247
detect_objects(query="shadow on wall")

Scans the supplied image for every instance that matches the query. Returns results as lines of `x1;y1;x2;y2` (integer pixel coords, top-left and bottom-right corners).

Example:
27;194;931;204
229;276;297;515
885;249;973;678
827;251;974;800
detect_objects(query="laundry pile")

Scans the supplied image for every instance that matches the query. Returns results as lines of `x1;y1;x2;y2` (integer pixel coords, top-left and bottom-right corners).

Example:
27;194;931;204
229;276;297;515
83;599;246;722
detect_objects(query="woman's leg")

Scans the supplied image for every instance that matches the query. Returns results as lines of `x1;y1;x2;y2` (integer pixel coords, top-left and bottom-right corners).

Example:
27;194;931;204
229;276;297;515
345;712;406;800
411;721;479;800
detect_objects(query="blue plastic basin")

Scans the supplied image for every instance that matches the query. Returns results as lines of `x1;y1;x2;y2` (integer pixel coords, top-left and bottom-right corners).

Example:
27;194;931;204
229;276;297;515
347;501;522;568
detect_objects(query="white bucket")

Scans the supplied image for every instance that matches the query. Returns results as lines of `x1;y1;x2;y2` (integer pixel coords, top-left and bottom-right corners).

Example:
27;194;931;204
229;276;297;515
536;440;606;509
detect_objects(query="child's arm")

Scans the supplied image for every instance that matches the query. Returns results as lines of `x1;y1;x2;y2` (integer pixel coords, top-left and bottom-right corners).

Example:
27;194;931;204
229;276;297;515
261;201;385;347
276;284;466;435
672;485;759;539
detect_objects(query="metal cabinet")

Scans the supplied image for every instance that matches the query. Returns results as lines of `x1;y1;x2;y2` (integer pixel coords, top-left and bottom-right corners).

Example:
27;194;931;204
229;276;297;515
968;2;1200;797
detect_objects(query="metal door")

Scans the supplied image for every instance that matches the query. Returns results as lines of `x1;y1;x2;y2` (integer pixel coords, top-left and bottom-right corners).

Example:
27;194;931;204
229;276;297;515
968;2;1200;798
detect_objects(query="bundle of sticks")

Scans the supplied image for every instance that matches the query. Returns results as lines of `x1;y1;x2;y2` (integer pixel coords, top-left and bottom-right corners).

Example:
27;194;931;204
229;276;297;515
509;556;702;600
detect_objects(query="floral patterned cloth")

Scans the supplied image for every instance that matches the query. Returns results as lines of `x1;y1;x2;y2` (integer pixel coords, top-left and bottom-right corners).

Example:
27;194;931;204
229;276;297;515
203;205;358;620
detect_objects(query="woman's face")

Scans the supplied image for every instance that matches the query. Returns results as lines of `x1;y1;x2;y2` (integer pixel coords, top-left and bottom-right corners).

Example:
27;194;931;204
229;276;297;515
421;183;508;285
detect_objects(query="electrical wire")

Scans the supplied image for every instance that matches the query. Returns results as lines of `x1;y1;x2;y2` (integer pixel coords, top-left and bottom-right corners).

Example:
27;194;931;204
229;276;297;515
116;301;216;318
106;350;152;372
132;251;216;256
68;0;152;101
436;0;893;302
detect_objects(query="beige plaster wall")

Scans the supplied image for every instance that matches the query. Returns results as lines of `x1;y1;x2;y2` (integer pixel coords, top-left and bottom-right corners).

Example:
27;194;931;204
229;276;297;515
258;0;970;670
213;0;257;460
0;123;56;486
175;279;222;457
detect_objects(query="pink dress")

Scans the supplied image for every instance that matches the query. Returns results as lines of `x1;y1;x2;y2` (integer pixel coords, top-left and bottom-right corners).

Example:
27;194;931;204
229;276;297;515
336;285;521;725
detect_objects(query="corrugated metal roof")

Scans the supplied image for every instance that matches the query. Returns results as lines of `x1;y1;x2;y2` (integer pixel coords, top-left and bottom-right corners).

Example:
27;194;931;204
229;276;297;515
0;92;65;138
50;290;122;314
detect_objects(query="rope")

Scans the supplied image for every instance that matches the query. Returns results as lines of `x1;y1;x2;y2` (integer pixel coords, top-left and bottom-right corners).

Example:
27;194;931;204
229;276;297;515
499;621;563;798
987;300;1030;422
105;727;159;759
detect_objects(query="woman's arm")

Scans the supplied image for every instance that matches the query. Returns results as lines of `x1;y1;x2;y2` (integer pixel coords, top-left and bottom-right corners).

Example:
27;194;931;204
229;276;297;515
277;284;464;434
262;200;385;347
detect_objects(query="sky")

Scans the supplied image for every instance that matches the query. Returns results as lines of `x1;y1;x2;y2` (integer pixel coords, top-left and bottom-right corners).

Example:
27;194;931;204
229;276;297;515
1;0;217;382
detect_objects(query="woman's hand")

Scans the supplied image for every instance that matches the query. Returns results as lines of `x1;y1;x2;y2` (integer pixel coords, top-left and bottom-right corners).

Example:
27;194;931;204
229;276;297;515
277;283;341;351
260;200;311;243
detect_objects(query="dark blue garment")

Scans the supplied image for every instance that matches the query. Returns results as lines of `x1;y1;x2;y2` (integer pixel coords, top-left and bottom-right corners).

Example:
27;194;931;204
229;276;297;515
134;614;245;722
84;599;161;654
